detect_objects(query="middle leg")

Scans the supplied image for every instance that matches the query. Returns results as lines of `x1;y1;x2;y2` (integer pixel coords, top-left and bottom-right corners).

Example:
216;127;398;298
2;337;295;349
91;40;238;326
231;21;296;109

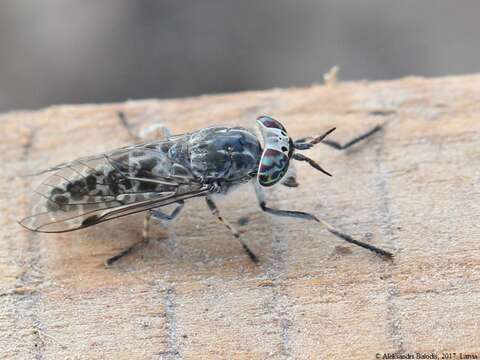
117;111;172;142
205;196;258;262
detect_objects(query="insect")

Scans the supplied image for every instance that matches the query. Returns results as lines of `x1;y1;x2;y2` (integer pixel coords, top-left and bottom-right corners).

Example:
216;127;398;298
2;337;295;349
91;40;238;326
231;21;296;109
18;113;392;265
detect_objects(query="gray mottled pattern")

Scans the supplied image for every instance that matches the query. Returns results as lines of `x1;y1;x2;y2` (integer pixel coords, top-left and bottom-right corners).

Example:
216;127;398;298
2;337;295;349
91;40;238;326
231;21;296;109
19;126;262;233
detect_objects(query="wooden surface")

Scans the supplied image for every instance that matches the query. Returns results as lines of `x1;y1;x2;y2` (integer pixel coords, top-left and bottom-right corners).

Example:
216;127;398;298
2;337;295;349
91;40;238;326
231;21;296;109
1;75;479;359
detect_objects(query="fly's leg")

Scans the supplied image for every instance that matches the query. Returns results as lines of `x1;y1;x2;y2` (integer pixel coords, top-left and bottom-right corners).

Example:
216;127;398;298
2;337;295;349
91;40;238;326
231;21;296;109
290;125;383;181
205;196;258;263
143;201;185;240
104;234;149;267
118;111;141;140
117;111;172;141
254;184;392;258
105;201;184;266
294;125;383;151
281;162;298;188
321;125;382;150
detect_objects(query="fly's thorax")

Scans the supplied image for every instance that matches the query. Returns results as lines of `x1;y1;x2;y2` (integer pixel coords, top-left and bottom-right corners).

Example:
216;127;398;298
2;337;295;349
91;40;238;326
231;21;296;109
188;127;261;183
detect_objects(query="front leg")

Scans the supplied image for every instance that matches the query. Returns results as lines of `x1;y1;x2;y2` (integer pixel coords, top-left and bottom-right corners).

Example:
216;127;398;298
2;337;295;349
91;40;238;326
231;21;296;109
320;125;382;150
254;184;392;258
293;124;382;151
205;196;258;263
281;162;299;188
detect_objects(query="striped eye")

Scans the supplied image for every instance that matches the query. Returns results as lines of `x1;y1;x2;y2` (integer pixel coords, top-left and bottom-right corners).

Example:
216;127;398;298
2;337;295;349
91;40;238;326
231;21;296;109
257;116;286;132
257;148;289;187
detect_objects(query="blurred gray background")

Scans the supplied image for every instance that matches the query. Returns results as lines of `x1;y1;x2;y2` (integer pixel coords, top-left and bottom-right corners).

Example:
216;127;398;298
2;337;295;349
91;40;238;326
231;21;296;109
0;1;479;113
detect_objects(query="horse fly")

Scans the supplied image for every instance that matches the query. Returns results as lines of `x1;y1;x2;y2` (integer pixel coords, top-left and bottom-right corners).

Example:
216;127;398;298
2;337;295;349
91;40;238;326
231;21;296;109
18;113;392;265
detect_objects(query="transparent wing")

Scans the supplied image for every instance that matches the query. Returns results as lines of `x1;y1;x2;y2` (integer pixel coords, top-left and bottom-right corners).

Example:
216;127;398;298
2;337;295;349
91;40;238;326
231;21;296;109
18;135;207;233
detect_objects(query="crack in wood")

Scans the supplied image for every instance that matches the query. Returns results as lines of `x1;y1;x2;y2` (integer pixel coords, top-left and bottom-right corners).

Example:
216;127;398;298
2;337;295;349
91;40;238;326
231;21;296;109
374;130;405;353
163;287;181;359
11;127;49;358
263;189;294;359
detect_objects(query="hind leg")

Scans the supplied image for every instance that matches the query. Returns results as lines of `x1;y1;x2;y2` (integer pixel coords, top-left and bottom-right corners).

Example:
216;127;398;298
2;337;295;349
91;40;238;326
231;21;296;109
142;202;185;241
105;202;184;266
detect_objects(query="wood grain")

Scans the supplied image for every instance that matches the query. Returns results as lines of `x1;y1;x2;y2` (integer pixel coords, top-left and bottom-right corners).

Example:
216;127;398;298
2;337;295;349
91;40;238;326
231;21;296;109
1;75;479;359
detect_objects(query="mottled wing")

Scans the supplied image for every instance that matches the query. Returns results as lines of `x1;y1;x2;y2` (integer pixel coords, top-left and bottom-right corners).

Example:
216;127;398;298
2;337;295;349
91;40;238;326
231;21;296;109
19;135;208;232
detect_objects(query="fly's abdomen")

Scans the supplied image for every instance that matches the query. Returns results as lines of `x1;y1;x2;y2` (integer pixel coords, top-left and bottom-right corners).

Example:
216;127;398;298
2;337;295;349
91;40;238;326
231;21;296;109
45;150;175;209
19;137;198;233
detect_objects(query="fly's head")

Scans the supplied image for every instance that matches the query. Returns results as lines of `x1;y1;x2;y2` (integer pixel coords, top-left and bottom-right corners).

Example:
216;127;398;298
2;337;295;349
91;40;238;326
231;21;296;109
256;115;335;187
256;116;293;187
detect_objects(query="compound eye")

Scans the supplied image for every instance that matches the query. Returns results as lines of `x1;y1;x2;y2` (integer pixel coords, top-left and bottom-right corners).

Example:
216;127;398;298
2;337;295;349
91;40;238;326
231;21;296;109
257;116;286;132
257;148;289;187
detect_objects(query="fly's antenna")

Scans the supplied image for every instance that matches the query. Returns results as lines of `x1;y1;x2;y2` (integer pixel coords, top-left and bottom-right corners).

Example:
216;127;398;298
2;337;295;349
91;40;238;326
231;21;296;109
292;127;336;176
293;127;336;150
292;153;332;177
